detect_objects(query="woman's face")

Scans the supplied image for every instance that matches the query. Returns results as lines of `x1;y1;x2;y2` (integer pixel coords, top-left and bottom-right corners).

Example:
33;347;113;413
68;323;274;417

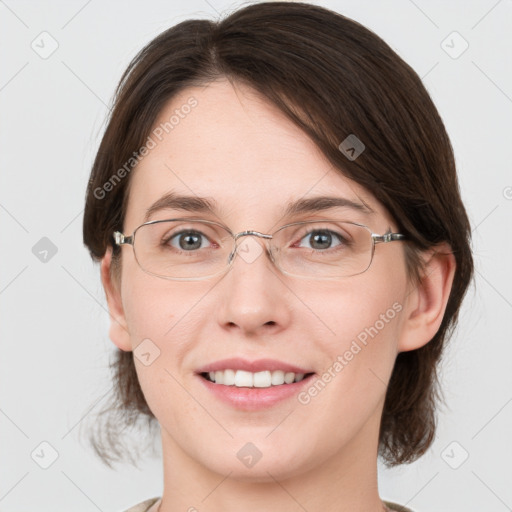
108;79;412;481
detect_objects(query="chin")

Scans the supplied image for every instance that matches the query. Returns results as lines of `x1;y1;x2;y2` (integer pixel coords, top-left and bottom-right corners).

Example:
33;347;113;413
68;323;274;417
200;448;311;483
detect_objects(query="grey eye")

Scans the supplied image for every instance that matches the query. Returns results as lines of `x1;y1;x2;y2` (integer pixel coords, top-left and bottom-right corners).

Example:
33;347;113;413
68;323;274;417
167;230;210;251
298;230;344;250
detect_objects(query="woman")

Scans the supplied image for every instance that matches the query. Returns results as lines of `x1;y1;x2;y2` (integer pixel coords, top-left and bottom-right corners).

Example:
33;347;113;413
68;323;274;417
82;2;473;511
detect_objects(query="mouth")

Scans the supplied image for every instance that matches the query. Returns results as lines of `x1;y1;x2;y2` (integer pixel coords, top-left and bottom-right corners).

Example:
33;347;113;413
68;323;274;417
199;369;316;388
195;359;316;410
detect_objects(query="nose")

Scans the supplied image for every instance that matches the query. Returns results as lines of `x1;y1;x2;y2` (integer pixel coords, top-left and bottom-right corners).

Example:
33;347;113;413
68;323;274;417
215;234;293;336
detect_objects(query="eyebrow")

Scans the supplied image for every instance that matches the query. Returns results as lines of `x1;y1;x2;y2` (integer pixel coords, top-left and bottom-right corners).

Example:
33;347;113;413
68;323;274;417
143;191;373;223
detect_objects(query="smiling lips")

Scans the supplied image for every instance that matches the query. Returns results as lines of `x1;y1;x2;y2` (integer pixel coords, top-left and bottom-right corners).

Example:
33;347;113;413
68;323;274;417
196;357;314;389
204;369;311;388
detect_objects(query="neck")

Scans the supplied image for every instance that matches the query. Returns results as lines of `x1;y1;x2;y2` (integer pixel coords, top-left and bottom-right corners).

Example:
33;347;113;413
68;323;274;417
156;406;387;512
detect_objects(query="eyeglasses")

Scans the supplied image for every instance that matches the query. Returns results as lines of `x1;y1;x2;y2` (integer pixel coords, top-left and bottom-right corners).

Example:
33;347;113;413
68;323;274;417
113;218;405;281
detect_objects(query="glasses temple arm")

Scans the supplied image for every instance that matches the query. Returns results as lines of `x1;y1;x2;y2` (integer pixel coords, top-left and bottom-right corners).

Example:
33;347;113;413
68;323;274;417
113;231;134;246
372;232;406;244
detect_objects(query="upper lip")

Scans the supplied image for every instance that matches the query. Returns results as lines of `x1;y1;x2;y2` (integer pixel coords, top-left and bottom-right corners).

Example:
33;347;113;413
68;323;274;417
196;357;313;374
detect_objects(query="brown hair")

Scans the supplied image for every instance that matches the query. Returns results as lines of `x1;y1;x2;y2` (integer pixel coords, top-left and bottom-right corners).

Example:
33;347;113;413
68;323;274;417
82;1;474;469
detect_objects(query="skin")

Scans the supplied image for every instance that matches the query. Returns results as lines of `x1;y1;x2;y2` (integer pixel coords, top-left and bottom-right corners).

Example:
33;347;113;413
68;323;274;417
100;78;455;512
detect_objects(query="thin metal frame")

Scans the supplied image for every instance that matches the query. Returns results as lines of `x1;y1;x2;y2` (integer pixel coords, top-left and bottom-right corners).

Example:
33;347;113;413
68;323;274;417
113;218;405;281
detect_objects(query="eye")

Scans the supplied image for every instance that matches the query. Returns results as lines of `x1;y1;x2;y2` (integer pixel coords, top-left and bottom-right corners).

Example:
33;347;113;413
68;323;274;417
296;229;346;251
165;229;211;251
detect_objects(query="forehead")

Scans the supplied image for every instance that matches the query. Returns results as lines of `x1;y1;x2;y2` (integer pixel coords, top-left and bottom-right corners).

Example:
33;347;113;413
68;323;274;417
124;79;388;230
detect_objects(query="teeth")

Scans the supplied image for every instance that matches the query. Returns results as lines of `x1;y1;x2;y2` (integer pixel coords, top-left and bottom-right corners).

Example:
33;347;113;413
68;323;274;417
214;370;224;385
204;369;309;388
284;372;295;384
271;370;285;385
235;370;253;387
223;369;236;385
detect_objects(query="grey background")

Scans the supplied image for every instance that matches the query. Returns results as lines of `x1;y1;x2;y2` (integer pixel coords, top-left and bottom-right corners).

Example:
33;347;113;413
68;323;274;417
1;0;511;511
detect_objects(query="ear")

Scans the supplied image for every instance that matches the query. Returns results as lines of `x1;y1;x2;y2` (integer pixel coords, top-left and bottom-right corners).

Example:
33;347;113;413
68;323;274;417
100;246;132;352
397;243;456;352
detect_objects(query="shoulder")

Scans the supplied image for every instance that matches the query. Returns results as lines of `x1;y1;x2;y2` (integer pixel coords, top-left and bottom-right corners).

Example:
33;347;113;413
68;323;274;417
383;500;416;512
121;497;161;512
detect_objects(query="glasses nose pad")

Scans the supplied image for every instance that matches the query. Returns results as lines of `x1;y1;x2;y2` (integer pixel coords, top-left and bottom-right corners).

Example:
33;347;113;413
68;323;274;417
227;245;236;265
267;244;277;263
227;236;246;265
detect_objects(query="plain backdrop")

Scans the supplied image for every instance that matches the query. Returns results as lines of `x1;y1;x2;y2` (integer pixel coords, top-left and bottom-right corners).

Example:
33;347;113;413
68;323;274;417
1;1;511;511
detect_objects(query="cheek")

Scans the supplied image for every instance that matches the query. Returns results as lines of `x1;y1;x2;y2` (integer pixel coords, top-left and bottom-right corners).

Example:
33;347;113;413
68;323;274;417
319;266;405;345
289;283;404;454
326;293;403;353
122;284;169;345
121;272;199;346
310;269;406;397
120;277;201;420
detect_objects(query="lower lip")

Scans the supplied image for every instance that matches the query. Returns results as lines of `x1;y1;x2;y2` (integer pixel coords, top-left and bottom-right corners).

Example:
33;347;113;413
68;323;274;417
196;374;315;411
